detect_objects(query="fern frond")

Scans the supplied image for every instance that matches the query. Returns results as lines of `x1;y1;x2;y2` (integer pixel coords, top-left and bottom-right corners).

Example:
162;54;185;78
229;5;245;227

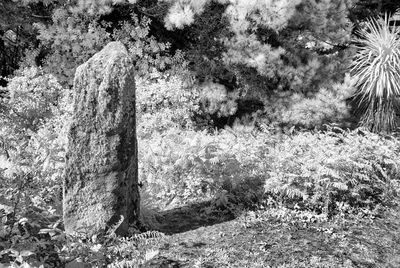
132;230;165;241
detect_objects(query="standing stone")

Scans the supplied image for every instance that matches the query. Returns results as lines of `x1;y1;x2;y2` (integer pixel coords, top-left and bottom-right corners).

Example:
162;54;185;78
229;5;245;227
64;42;139;236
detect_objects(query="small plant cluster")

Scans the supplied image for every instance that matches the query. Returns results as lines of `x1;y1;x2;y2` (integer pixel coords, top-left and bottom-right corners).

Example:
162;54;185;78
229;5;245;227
240;204;329;229
0;208;164;267
0;205;63;267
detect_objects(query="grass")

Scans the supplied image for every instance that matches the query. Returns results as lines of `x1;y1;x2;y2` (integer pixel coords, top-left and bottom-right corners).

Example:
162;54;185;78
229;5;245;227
141;201;400;267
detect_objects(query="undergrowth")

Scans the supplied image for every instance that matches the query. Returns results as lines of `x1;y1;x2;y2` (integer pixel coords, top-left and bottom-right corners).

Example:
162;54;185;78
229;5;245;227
0;205;164;267
140;124;400;218
1;68;400;267
264;126;400;217
2;122;400;266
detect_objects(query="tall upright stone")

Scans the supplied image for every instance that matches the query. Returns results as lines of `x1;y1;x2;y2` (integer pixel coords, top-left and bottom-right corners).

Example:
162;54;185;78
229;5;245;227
64;42;139;236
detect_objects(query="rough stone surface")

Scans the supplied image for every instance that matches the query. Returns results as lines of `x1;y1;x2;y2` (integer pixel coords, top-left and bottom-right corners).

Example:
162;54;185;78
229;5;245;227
64;41;139;236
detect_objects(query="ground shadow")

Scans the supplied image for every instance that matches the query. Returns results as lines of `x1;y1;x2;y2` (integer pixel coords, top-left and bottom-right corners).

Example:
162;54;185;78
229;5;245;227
142;176;265;235
144;200;236;235
140;200;238;268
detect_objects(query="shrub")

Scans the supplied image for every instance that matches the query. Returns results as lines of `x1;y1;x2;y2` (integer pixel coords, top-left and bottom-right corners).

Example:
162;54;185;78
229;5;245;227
0;212;163;267
2;67;63;131
264;126;400;217
350;12;400;132
260;74;355;130
0;67;70;190
0;67;75;266
139;126;270;210
112;13;186;79
140;107;400;218
136;73;201;139
198;82;239;118
35;8;111;86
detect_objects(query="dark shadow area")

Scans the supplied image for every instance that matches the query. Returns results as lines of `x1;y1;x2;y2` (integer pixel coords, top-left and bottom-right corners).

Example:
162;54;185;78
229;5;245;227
142;256;183;268
141;175;265;236
140;200;239;267
147;200;236;235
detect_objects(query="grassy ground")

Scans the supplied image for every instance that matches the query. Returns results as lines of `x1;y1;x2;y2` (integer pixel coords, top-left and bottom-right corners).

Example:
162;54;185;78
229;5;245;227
141;201;400;268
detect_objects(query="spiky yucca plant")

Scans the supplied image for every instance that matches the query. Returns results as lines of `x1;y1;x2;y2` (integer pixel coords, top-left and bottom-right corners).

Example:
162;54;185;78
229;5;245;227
351;12;400;132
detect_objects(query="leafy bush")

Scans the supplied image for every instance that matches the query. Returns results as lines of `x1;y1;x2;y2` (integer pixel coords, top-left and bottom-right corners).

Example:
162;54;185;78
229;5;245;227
136;74;264;211
136;75;244;139
0;211;164;267
36;8;186;86
2;67;63;131
264;126;400;217
140;113;400;219
35;8;111;86
0;67;71;197
139;126;269;210
136;74;201;139
198;82;239;118
55;221;164;267
260;75;355;129
0;67;72;266
112;13;186;79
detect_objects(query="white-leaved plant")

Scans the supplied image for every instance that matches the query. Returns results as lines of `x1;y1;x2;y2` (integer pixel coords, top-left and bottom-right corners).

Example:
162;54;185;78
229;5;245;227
351;11;400;132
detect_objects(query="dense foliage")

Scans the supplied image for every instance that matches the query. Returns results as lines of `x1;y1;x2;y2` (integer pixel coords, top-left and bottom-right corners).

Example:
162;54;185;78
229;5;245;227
1;0;400;267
